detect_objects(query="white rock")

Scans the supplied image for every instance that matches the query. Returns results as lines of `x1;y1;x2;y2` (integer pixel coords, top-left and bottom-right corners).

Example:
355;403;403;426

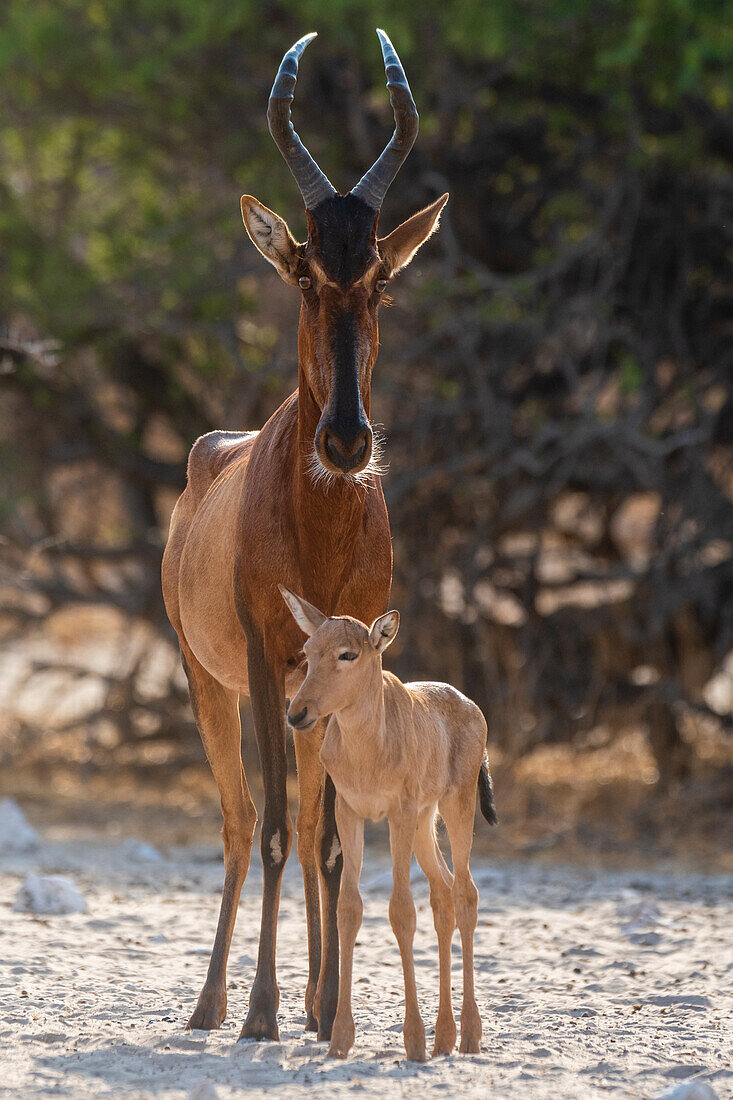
654;1083;717;1100
0;798;40;854
119;838;163;863
14;873;86;915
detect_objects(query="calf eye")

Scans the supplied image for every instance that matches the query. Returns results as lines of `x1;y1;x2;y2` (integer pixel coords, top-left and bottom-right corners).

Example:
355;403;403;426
299;276;311;290
375;279;388;293
338;651;358;662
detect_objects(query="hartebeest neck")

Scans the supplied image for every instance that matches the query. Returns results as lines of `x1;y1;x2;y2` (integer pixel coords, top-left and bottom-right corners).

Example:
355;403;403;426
290;354;376;610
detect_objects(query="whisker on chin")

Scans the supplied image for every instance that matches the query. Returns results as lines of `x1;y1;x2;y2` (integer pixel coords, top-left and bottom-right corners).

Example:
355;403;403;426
304;428;388;495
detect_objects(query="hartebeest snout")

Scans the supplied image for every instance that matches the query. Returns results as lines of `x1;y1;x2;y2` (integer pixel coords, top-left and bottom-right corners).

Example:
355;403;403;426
162;29;449;1045
281;587;498;1062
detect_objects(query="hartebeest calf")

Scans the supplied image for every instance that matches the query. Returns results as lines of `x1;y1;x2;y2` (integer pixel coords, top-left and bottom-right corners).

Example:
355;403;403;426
162;30;448;1043
281;588;498;1062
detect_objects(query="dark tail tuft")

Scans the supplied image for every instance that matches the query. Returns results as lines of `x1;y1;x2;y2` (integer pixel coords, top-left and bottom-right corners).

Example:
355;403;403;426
478;750;498;826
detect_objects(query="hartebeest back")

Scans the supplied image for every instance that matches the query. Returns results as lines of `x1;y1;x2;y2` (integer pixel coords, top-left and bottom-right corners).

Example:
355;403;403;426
161;29;449;1043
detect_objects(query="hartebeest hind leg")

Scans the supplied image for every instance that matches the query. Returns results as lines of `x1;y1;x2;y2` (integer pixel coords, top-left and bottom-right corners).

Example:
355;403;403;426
240;631;293;1042
314;773;342;1040
440;789;482;1054
413;810;457;1056
388;808;427;1062
293;724;325;1031
180;647;257;1031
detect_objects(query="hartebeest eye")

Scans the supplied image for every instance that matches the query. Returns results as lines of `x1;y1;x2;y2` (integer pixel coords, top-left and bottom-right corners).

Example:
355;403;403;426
338;651;358;662
375;279;388;293
298;276;312;290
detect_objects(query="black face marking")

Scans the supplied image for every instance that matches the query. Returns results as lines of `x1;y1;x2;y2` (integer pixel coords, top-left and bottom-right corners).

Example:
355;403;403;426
309;193;378;287
329;309;367;451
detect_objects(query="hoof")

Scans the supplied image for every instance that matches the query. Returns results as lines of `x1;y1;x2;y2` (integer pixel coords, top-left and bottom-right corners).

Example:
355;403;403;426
315;992;338;1042
240;982;280;1042
459;1035;481;1054
432;1016;457;1056
239;1012;280;1042
404;1019;427;1063
186;989;226;1031
305;1007;318;1032
327;1020;354;1059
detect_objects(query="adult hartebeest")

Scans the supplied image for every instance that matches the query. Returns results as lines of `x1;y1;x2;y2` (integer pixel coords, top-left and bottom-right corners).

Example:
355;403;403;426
162;29;448;1042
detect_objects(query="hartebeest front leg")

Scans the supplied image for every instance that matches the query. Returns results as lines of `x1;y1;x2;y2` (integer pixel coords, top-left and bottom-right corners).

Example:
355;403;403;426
314;773;342;1040
388;808;426;1062
240;632;293;1042
293;723;325;1031
328;795;364;1059
181;646;257;1031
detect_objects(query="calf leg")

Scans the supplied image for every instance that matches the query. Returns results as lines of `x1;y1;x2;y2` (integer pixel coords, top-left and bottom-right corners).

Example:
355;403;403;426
441;790;482;1054
328;795;364;1059
413;809;457;1056
293;724;324;1031
314;773;341;1040
181;647;257;1031
388;808;426;1062
240;633;292;1042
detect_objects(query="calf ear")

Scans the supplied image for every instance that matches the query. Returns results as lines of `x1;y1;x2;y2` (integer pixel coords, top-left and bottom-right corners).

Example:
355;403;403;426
378;193;449;276
241;196;301;284
279;585;327;636
369;610;400;653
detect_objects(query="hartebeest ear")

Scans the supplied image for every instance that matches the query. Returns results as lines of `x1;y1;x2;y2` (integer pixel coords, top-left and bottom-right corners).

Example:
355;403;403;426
241;196;301;284
279;585;328;636
369;610;400;653
378;193;449;276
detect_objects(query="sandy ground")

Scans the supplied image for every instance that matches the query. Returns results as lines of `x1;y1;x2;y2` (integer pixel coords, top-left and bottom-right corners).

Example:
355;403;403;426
1;815;732;1100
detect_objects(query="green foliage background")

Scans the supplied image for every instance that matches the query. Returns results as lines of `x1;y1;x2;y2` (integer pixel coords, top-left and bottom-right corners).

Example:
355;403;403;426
3;0;732;343
1;0;732;795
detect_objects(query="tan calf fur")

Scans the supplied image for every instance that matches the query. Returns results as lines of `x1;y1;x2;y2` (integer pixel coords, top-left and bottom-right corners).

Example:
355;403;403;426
280;587;497;1062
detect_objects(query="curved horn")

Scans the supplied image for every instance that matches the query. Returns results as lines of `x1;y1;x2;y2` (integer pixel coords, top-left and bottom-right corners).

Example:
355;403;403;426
268;33;336;210
351;29;419;211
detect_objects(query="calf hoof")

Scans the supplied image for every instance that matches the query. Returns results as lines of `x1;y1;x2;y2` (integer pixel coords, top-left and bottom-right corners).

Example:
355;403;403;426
459;1034;481;1054
186;986;226;1031
432;1011;457;1056
459;1008;481;1054
404;1020;427;1063
328;1019;354;1059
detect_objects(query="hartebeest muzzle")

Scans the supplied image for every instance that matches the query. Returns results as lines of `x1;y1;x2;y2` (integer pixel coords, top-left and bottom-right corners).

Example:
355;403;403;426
317;421;372;474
